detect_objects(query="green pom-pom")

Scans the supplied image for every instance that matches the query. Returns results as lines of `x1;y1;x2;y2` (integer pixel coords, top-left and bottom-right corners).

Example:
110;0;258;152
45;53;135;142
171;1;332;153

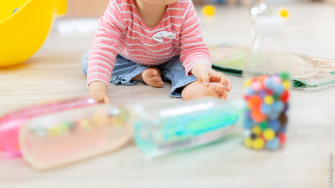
259;121;269;131
280;72;290;81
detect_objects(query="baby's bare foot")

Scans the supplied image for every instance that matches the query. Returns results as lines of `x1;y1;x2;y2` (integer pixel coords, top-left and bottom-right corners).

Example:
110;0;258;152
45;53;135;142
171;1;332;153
133;67;164;88
182;81;228;100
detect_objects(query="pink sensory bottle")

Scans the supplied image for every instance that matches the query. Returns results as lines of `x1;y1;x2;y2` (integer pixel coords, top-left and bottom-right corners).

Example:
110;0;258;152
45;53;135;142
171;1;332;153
19;104;133;170
242;16;291;150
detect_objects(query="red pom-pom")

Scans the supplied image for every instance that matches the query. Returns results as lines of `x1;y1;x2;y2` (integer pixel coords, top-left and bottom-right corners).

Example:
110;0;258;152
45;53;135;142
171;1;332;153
281;91;290;102
278;133;286;144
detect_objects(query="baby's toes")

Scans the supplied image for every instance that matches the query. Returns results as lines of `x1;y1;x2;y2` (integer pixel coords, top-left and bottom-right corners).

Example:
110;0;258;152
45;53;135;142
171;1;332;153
149;76;164;88
210;83;228;99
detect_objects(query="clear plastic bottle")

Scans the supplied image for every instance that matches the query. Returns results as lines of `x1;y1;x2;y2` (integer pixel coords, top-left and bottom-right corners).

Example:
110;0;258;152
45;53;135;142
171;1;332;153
19;104;133;170
133;98;245;158
242;16;290;150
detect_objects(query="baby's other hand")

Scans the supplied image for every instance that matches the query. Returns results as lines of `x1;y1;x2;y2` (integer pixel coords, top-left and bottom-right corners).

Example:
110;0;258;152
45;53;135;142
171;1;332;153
88;81;111;104
191;62;232;91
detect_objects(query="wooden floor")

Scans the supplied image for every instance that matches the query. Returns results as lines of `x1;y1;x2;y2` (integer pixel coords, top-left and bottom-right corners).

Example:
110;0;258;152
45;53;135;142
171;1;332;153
1;2;335;188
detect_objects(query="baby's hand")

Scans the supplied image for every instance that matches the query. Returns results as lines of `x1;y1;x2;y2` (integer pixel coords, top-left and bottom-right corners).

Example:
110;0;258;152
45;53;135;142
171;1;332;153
88;81;111;104
191;62;232;91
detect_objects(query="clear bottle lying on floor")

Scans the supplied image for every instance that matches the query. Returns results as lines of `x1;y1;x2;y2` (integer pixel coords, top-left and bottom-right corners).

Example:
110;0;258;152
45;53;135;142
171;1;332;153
19;104;134;170
133;98;244;158
19;98;245;169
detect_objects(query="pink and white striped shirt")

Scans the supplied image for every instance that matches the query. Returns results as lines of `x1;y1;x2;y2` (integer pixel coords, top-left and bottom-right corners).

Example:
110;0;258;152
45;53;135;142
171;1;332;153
87;0;211;86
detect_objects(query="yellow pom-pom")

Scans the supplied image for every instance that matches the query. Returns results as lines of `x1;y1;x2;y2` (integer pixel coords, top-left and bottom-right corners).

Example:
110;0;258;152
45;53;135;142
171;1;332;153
252;138;265;150
252;126;262;136
278;8;289;18
283;80;290;90
264;95;274;105
244;138;253;148
244;79;252;87
202;5;216;17
263;129;275;141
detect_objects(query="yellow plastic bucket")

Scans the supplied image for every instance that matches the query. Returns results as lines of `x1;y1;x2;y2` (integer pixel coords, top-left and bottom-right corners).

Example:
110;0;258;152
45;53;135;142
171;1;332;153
0;0;67;67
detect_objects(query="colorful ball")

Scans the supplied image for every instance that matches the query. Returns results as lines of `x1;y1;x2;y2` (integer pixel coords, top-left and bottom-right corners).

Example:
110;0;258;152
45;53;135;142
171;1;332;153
272;75;282;85
273;101;284;113
283;80;290;90
258;90;267;99
265;77;275;89
280;72;290;81
248;95;262;109
264;95;274;105
266;137;280;150
251;81;262;92
269;120;280;132
283;103;289;113
259;121;269;131
263;129;275;141
243;117;255;129
278;133;286;144
245;138;253;148
244;78;252;87
281;91;290;103
273;84;284;94
279;124;287;133
252;126;262;136
252;138;265;150
279;113;288;126
202;5;216;17
261;103;271;115
245;87;255;96
269;113;280;120
278;8;290;18
251;109;266;123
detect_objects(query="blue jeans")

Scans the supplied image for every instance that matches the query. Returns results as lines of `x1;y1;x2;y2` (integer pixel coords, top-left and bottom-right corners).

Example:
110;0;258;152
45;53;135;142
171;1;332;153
81;51;198;97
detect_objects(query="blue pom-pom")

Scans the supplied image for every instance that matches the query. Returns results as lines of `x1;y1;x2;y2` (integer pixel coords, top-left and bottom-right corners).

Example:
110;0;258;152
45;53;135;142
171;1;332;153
273;101;284;113
279;125;287;133
273;84;284;94
268;111;280;120
243;118;255;130
265;77;275;89
269;120;280;132
261;103;271;115
266;137;280;150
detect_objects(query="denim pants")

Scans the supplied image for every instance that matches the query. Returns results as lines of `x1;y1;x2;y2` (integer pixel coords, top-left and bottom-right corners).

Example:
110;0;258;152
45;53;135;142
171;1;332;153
81;51;198;97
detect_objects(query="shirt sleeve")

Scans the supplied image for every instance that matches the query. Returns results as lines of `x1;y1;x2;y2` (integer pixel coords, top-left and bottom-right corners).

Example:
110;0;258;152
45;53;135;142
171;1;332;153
87;0;124;86
179;1;211;76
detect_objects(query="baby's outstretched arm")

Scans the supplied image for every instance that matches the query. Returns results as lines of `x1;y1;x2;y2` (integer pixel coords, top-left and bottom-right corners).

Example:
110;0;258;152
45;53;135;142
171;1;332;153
89;81;111;104
191;62;232;91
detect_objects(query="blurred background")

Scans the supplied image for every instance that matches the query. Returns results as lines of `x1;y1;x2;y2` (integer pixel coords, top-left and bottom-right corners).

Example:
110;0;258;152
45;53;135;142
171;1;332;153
54;0;335;59
64;0;334;17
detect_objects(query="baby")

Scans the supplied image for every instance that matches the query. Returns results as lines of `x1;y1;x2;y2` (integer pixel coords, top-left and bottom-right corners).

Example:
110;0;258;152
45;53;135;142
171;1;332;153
82;0;231;103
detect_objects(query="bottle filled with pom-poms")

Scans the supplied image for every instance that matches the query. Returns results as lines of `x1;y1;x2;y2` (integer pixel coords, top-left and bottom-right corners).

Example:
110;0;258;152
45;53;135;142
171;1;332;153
242;16;291;150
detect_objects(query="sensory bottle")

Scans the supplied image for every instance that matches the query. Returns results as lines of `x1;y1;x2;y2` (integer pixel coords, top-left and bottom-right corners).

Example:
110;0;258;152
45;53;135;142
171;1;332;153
242;16;290;150
133;98;244;158
19;104;133;170
0;97;97;158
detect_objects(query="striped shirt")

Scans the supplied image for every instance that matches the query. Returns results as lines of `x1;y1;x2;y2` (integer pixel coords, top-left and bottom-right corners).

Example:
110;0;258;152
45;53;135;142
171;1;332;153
87;0;211;86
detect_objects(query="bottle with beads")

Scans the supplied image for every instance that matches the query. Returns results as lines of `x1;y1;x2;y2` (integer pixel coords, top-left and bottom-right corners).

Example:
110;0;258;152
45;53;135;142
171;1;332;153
243;16;291;150
19;104;133;170
133;98;244;158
